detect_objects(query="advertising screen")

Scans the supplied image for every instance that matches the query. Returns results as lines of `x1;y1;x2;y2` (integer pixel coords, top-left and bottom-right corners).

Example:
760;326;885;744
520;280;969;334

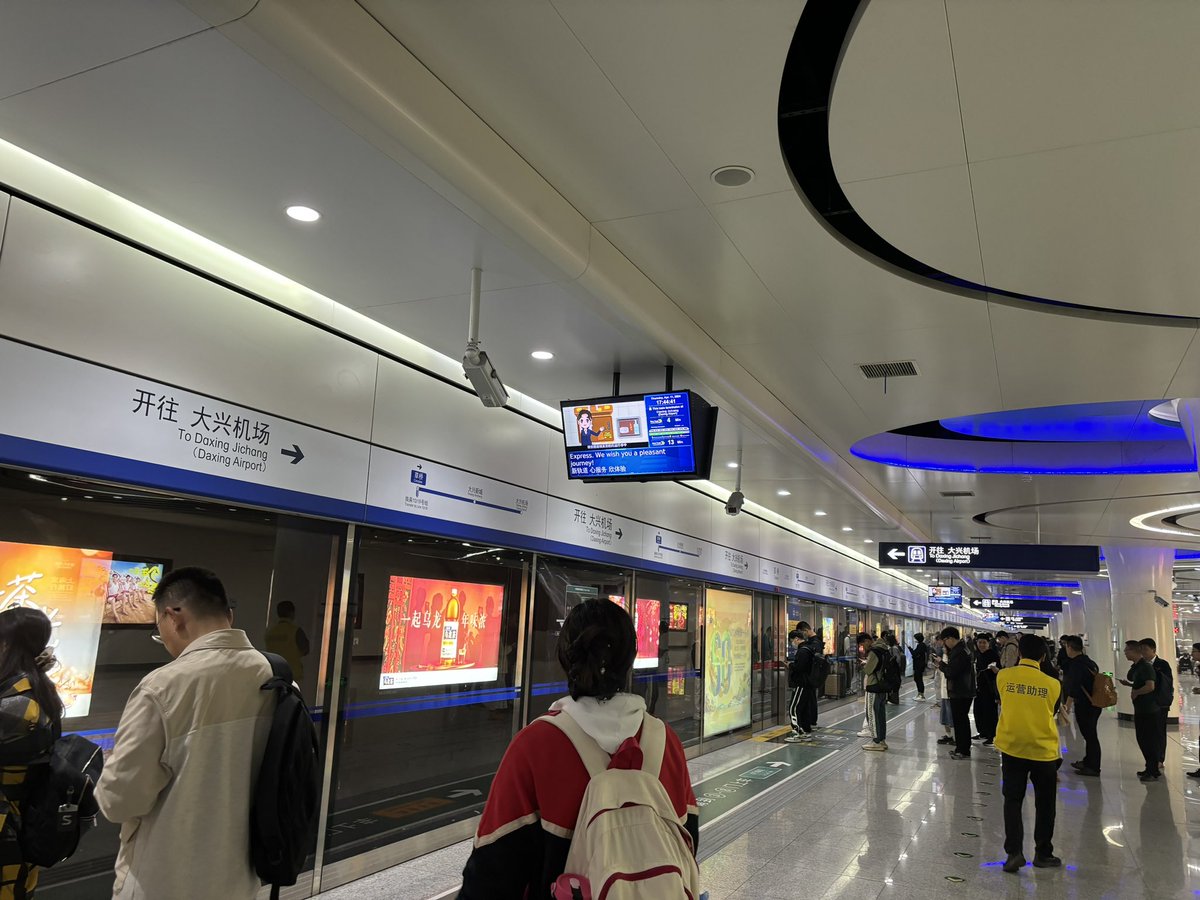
667;666;686;697
560;390;716;482
928;585;963;606
0;540;112;718
823;615;835;656
703;588;752;738
668;602;688;631
380;576;504;689
103;558;168;626
634;598;661;669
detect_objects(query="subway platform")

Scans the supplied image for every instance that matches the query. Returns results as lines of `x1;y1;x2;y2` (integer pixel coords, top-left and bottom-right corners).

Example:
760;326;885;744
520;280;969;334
317;682;1200;900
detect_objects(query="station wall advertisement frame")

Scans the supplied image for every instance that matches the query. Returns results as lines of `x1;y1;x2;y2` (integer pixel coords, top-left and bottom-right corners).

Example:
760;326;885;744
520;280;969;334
702;588;752;738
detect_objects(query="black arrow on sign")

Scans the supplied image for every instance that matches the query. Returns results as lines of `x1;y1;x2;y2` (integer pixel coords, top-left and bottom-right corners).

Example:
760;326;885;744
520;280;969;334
281;444;305;465
615;528;623;539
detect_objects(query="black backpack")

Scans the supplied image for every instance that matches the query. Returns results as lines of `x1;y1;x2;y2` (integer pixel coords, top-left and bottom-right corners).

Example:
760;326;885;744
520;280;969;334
808;653;831;689
867;647;902;693
251;654;322;900
1154;661;1175;708
17;732;104;868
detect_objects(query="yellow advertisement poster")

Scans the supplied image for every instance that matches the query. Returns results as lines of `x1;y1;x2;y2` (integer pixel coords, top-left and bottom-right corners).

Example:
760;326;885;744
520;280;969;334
0;540;112;718
703;588;751;738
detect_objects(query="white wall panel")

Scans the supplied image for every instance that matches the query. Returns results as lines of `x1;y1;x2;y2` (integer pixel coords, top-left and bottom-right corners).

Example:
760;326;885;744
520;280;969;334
709;508;761;559
370;356;552;491
639;482;714;545
0;191;9;248
0;200;378;440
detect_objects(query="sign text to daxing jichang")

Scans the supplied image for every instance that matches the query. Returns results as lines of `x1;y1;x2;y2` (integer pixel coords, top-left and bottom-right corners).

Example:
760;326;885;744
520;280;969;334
968;597;1065;613
879;543;1099;573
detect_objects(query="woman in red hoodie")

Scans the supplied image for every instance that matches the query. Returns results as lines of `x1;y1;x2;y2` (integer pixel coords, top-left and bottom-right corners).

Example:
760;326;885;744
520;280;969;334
458;599;699;898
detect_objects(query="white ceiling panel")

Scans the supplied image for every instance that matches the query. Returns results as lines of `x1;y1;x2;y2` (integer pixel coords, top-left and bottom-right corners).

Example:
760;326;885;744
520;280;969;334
815;316;1003;434
711;190;989;341
945;0;1200;162
362;0;698;223
841;164;984;284
970;131;1200;316
550;0;798;206
0;0;209;101
830;0;966;183
595;207;796;347
0;29;551;310
364;281;671;406
988;300;1196;410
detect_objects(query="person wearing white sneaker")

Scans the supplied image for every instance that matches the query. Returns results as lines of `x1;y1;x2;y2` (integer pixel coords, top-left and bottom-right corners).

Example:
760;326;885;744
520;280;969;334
860;631;889;751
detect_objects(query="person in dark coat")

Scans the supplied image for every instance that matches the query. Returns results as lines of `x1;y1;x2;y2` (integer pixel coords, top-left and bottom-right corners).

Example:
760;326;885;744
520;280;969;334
0;608;62;900
972;634;1001;745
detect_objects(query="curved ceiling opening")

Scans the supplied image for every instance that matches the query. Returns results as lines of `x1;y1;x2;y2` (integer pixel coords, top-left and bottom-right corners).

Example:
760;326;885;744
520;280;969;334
778;0;1200;324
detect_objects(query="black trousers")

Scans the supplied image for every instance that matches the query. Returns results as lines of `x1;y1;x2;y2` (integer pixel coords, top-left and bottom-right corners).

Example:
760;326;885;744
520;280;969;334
798;685;818;731
973;693;998;739
1074;702;1102;770
1001;753;1057;857
949;698;974;755
1157;706;1169;763
913;667;926;696
1134;712;1161;775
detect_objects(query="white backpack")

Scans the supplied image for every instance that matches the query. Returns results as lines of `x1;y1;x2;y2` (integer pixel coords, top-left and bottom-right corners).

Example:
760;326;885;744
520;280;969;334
541;711;701;900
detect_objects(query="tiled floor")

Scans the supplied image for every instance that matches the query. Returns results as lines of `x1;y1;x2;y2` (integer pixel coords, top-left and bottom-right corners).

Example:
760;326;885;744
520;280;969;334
318;682;1200;899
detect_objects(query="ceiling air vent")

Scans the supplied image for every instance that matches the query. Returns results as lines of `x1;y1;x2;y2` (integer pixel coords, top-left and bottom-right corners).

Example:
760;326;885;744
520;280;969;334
940;491;975;498
859;360;919;380
969;535;993;541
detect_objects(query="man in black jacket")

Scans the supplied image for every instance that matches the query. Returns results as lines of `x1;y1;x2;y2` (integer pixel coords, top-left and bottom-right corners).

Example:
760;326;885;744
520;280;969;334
1062;635;1101;775
911;633;929;701
1141;638;1173;768
786;623;822;743
938;626;976;759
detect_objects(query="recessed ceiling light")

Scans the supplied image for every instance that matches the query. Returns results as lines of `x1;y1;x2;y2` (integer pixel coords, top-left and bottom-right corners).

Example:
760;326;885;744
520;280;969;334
84;495;93;500
726;462;739;469
286;205;321;222
842;526;853;532
710;165;754;187
462;542;471;547
59;497;68;502
777;489;791;496
27;473;46;482
864;539;874;544
531;350;554;361
814;510;827;516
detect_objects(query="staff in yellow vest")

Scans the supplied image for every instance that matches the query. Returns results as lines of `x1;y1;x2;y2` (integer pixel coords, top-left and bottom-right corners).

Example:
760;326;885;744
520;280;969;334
994;634;1063;875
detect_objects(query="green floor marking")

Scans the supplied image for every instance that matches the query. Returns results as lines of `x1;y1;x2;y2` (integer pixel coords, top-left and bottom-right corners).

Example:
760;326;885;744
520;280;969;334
695;741;839;824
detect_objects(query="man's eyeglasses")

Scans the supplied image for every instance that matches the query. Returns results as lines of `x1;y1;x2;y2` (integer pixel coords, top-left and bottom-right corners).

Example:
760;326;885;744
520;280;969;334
150;606;182;644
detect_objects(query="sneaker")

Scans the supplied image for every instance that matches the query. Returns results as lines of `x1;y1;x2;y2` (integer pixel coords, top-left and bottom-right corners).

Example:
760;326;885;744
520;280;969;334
972;734;985;741
937;736;955;745
1033;855;1062;869
1076;767;1100;777
784;734;806;743
863;741;887;751
857;728;873;738
916;695;925;701
1069;760;1085;770
1139;772;1161;782
1187;770;1200;779
950;751;971;760
1003;853;1026;874
982;738;994;746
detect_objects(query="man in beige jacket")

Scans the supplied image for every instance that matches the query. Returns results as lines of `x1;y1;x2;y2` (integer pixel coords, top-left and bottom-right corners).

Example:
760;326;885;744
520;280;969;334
95;567;274;900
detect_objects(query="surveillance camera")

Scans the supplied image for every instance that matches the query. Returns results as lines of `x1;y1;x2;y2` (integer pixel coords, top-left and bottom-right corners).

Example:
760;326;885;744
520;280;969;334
462;348;509;408
725;490;745;517
1153;593;1170;608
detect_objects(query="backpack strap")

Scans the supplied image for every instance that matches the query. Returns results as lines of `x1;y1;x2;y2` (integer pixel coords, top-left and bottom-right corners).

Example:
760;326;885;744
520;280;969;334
539;713;610;778
261;652;295;686
539;711;668;778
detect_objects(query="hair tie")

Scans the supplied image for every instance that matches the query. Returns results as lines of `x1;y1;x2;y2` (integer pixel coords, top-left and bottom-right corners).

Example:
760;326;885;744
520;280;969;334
34;649;57;672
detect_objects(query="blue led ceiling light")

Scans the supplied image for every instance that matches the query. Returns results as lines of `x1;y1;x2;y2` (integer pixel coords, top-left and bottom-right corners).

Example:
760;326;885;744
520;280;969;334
940;400;1181;443
982;579;1081;589
850;398;1197;476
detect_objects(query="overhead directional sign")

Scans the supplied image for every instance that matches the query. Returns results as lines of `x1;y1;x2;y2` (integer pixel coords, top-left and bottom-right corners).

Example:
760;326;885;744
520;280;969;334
879;542;1099;573
996;615;1051;630
969;597;1065;614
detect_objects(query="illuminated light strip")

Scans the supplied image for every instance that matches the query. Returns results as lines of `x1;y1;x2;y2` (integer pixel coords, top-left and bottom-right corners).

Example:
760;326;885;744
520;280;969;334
995;594;1068;601
981;579;1080;588
1129;503;1200;537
